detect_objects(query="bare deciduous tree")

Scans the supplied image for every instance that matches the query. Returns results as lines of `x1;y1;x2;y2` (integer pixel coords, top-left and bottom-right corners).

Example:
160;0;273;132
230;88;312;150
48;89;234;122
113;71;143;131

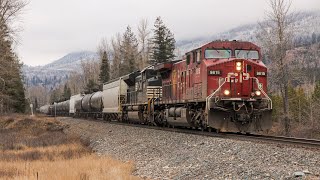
110;33;122;79
80;59;100;86
258;0;294;135
0;0;28;42
97;38;111;59
137;18;151;70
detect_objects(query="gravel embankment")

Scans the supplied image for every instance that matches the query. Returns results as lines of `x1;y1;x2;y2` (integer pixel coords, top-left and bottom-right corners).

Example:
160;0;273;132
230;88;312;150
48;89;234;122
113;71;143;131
59;117;320;179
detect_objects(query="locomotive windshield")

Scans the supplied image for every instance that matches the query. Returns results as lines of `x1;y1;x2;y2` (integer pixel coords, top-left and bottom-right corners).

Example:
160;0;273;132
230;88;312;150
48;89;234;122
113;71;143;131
205;49;231;59
235;50;259;59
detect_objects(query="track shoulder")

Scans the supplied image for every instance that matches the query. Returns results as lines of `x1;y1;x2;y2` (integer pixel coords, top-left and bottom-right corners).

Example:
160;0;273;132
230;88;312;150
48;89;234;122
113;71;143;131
58;117;320;179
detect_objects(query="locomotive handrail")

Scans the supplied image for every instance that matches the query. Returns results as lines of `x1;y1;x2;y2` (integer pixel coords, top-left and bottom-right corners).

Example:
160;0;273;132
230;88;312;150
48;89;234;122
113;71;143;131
206;78;226;111
250;77;273;109
205;77;273;111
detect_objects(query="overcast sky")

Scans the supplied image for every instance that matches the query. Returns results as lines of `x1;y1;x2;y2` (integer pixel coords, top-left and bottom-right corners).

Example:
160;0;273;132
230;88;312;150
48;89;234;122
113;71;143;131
17;0;320;66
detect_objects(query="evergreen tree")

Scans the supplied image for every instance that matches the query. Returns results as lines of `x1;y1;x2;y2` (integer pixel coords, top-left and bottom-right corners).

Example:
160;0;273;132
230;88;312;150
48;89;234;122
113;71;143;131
63;84;71;100
0;39;26;113
288;86;308;123
34;98;38;111
50;89;60;104
0;0;27;113
312;81;320;100
120;26;139;76
151;16;176;64
85;79;99;94
99;51;110;84
311;32;317;44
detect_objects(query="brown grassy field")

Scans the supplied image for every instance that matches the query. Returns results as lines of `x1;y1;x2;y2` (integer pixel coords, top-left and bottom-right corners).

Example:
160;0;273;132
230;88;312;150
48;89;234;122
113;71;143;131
0;114;139;180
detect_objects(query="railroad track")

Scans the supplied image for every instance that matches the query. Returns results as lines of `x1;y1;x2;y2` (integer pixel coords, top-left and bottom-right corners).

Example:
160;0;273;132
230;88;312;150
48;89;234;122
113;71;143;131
234;134;320;148
63;117;320;149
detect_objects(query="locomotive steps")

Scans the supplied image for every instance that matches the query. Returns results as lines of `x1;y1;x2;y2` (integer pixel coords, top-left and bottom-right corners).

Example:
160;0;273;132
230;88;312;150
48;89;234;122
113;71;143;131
59;117;320;179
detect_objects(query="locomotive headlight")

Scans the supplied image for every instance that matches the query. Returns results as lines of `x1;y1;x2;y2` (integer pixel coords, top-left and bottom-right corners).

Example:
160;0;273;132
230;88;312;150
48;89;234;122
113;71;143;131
224;90;230;96
255;90;261;96
236;62;242;71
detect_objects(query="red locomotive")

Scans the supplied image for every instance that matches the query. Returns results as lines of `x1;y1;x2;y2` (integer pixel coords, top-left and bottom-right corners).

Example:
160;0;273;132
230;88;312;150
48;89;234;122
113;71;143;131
153;40;272;132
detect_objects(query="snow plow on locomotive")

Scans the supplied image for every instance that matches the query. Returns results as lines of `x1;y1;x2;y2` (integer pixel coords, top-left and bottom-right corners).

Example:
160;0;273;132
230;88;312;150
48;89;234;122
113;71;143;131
41;40;272;133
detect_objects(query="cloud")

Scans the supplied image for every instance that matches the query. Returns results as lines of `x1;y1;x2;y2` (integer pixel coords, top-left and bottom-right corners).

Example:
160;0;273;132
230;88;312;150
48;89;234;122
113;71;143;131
17;0;320;66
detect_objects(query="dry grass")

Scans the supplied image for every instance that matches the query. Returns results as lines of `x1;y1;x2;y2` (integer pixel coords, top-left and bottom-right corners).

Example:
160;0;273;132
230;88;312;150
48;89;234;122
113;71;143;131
0;153;138;180
0;114;140;180
267;121;320;139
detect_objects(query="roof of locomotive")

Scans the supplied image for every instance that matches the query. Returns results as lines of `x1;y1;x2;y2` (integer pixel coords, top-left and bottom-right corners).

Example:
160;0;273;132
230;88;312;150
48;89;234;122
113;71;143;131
188;40;260;54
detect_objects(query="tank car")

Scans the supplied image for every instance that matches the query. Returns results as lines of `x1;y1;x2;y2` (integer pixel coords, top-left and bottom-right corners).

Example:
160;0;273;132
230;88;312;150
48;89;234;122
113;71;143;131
39;105;50;114
75;91;103;118
54;100;70;115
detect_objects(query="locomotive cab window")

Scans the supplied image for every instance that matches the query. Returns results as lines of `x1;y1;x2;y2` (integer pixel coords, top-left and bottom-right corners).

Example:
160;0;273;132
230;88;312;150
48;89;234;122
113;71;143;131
186;54;191;65
205;49;231;59
246;64;252;72
235;50;259;60
193;51;196;63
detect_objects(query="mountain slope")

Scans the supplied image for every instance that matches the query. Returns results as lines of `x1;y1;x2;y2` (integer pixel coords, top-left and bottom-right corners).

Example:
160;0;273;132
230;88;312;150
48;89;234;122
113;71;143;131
176;11;320;56
44;51;99;71
23;51;98;89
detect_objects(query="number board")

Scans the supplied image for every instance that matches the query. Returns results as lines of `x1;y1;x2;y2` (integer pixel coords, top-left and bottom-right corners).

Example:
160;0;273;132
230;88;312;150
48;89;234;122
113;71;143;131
208;70;221;76
256;71;267;76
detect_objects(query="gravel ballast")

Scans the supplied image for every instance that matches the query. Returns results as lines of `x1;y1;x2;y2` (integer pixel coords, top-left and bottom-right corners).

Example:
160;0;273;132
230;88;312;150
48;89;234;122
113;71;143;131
59;117;320;179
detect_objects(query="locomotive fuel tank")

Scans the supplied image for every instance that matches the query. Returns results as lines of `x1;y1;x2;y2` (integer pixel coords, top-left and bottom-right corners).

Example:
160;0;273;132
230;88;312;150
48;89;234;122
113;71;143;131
165;107;191;127
127;111;143;123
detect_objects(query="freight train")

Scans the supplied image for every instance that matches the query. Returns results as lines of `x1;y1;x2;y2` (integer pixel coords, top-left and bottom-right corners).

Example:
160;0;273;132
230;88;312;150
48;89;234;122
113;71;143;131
40;40;272;133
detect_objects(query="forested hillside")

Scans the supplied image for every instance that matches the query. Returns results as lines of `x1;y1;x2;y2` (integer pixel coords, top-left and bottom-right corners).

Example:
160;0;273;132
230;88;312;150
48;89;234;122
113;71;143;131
23;51;98;88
